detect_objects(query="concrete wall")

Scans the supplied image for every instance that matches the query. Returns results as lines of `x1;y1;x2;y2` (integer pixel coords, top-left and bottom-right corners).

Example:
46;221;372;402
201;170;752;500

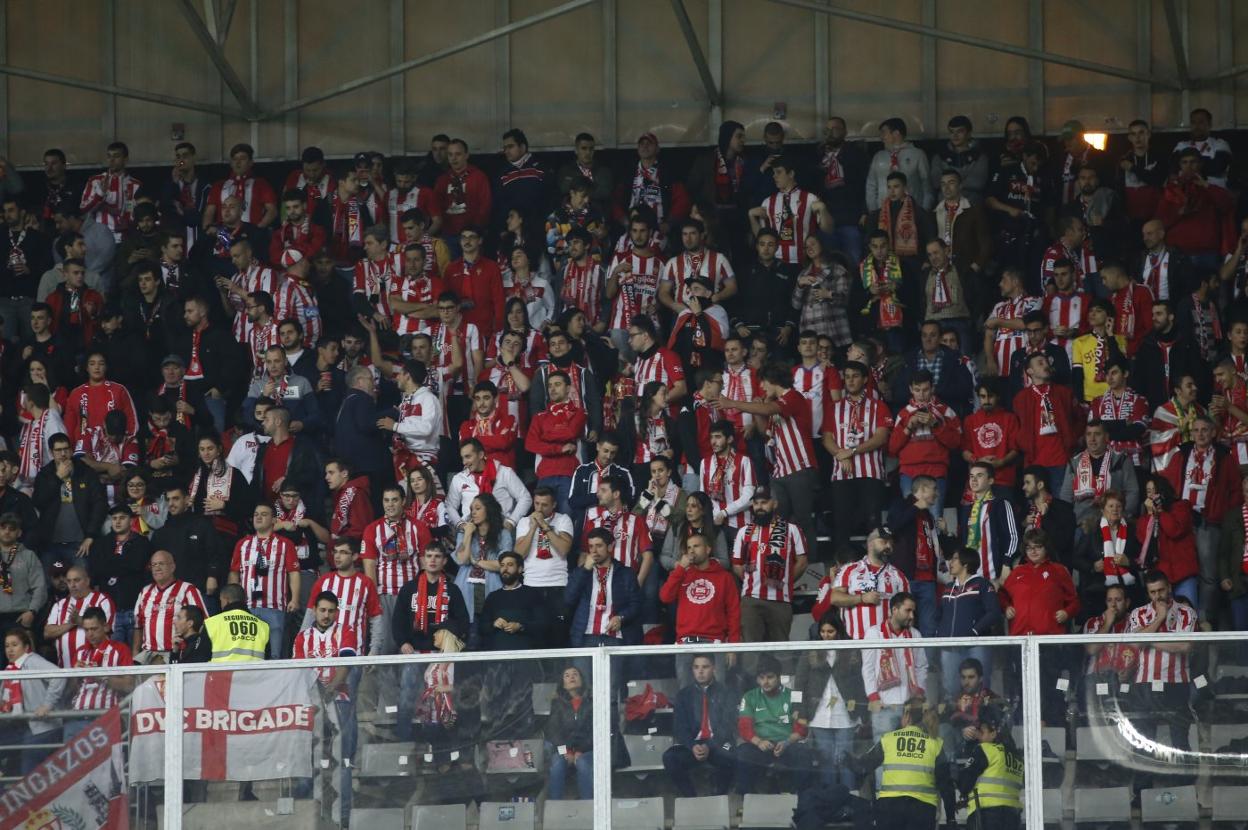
0;0;1241;167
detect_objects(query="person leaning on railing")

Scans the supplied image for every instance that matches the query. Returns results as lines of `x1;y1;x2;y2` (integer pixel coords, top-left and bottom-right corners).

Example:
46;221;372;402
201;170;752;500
0;627;65;775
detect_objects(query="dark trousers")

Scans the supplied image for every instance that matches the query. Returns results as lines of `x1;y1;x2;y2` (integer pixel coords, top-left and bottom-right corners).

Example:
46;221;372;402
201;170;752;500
829;477;887;561
663;742;735;797
874;795;938;830
1130;681;1196;788
772;467;820;561
533;585;570;649
968;806;1021;830
733;740;814;794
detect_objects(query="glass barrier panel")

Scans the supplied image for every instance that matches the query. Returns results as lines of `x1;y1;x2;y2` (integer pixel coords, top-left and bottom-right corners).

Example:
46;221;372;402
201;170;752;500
1040;636;1248;828
175;654;592;830
608;641;1026;829
0;666;166;830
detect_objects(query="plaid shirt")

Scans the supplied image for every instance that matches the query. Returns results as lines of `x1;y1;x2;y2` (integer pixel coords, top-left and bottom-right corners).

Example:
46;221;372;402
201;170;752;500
791;261;853;347
914;350;944;387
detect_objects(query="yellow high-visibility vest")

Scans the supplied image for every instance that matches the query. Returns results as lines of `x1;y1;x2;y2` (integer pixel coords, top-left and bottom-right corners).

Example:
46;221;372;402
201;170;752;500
879;726;944;806
205;608;270;662
969;742;1024;814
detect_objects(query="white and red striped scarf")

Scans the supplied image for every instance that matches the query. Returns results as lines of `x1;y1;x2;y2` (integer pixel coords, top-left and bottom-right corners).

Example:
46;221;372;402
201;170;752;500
1100;518;1129;579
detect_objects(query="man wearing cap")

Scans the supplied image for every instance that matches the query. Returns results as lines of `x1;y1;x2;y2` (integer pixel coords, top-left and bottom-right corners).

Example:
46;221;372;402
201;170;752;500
90;503;153;649
435;138;492;242
930;115;990;204
0;513;45;634
819;525;908;636
613;131;690;237
202;142;277;232
153;353;210;430
1052;120;1103;205
731;486;808;642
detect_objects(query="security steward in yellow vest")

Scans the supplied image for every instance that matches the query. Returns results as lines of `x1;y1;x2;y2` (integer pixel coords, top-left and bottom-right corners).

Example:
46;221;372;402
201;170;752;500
851;699;951;830
205;584;270;662
957;708;1023;830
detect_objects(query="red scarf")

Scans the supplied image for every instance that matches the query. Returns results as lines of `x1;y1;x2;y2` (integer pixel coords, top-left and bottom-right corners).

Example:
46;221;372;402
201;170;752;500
1240;503;1248;575
146;419;171;460
413;573;449;633
472;460;499;495
1073;452;1112;499
1100;518;1128;578
0;662;22;712
187;327;205;380
930;266;952;309
878;195;918;257
713;150;743;205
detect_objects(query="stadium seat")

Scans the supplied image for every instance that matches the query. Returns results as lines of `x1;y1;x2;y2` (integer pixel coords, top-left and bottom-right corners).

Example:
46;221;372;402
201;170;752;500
543;800;595;830
789;612;815;641
1043;726;1067;757
1075;726;1121;762
613;796;665;829
741;793;798;828
674;795;732;829
479;800;537;830
794;562;826;595
626;677;678;712
1073;787;1132;824
620;734;673;772
349;808;405;830
360;742;422;778
410;803;467;830
1140;785;1199;824
532;682;557;716
1042;788;1065;824
483;738;545;775
1211;786;1248;823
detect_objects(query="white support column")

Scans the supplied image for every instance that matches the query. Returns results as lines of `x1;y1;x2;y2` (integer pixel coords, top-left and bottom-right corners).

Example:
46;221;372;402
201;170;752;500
390;0;405;155
591;649;613;829
283;0;298;157
1179;0;1190;121
1136;0;1152;126
708;0;723;139
249;0;259;148
1021;638;1045;830
1027;0;1044;134
163;666;185;829
814;0;829;131
603;0;617;146
103;0;117;140
921;0;937;136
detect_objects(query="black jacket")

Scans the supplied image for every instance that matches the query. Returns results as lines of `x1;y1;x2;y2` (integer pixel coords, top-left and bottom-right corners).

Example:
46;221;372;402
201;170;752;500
546;690;594;753
735;259;796;334
671;679;739;749
391;575;469;653
1028;497;1076;567
253;434;325;506
151;510;228;595
890;495;953;581
170;630;212;664
174;323;244;400
88;531;153;610
333;389;389;475
31;459;108;550
892;346;975;417
794;649;867;725
0;486;38;547
477;585;550;651
0;226;52;299
1134;329;1205;412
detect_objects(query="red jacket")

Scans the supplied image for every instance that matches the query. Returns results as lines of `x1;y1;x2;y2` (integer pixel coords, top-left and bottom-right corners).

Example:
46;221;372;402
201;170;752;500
999;559;1079;635
445;256;505;340
658;560;742;643
269;220;326;265
1012;384;1081;467
459;409;519;469
525;402;587;479
331;476;375;542
888;400;961;478
1156;177;1235;256
435;165;493;237
1161;445;1243;524
1135;499;1199;585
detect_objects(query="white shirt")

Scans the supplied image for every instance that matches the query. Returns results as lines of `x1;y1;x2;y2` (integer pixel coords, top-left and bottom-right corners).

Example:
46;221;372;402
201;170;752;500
516;512;576;588
445;462;533;528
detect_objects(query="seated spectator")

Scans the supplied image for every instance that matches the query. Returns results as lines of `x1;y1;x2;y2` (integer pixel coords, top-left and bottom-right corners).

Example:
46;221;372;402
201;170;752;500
545;666;594;801
1081;583;1137;692
734;654;813;794
940;658;1001;755
663;654;738;798
1137;475;1199;609
794;612;865;790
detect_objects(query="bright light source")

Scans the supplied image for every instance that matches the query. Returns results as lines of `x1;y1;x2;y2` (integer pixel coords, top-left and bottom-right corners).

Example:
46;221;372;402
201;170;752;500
1083;132;1108;150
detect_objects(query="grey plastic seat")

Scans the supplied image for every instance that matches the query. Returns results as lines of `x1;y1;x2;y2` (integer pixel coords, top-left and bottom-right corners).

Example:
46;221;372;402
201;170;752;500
349;808;405;830
620;734;672;772
411;803;467;830
674;795;732;830
741;793;798;828
613;796;664;829
1073;787;1132;823
479;800;536;830
1140;785;1199;823
543;799;594;830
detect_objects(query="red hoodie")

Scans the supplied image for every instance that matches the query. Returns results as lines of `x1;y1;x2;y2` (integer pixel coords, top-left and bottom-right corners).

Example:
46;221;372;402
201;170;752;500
525;402;587;479
998;558;1079;635
888;399;961;478
331;476;375;542
659;559;742;643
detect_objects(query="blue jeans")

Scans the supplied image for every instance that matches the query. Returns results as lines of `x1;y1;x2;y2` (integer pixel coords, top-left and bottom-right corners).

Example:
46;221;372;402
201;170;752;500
112;609;135;653
539;476;573;519
941;646;995;700
911;580;937;639
810;726;857;790
900;475;947;523
251;607;288;659
1173;576;1198;610
546;741;593;800
202;396;227;434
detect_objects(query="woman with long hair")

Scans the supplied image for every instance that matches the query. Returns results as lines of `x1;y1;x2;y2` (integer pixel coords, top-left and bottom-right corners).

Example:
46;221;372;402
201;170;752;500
187;434;253;541
452;493;514;627
795;611;865;790
558;307;617;384
545;665;594;800
1137;474;1198;608
500;249;555;333
488;296;548;371
792;234;853;349
660;491;728;570
623;381;679;490
114;470;167;536
405;464;449;541
20;357;67;417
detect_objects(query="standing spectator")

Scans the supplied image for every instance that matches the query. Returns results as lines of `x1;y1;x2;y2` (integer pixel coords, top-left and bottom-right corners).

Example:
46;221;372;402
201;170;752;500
568;436;634;532
0;628;66;775
1089;360;1150;468
33;433;108;569
566;528;642;647
794;614;865;790
435;139;492;241
151;485;226;609
1020;466;1076;560
88;504;152;648
823;528;907;639
1076;491;1142;612
659;219;736;317
451;494;515;630
748;156;833;272
1006;312;1072;406
0;514;45;633
168;605;211;664
444;227;505;340
132;550;206;662
891;476;944;636
961;379;1021;495
1172;107;1233;189
229;504;301;659
890;370;961;515
202;143;277;232
815;116;868;258
477;551;548;651
1137;218;1191;303
1012;353;1080;491
1156;147;1234;273
660;530;741;646
930;116;990;203
78;141;140;242
63;606;133;741
555;133;613;214
614;132;690;239
862;592;927;733
1125;571;1197;764
937;548;1001;697
526;371;587;517
446;437;530;530
1042;261;1090;363
867;118;931;212
1070;300;1127;404
515;487;575;647
733;654;813;794
1217;476;1248;634
1135;300;1202;413
1;196;51;343
822;361;892;560
700;419;757;542
663;654;738;798
983;268;1041;379
1119;121;1166;225
1149;374;1206;473
731;487;808;643
360;486;430;654
688;121;750;263
301;538;383;656
922;239;972;353
959;462;1019;586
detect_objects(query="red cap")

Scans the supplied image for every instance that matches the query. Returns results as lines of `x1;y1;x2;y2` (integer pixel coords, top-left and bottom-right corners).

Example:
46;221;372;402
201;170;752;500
280;248;304;268
637;131;659;147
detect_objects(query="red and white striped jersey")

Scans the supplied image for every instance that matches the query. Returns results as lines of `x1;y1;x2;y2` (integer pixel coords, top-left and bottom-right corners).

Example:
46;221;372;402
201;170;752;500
48;592;116;668
661;250;735;308
834;558;911;640
791;363;842;438
207;174;276;225
822;395;893;481
230;534;299;611
560;258;605;326
699;451;757;530
391;274;443;335
360;517;432;595
990;295;1042;369
306;571;382;653
732;519;807;603
354;252;404;320
759;188;820;265
134;580;205;653
80;171;142;238
606;248;664;330
70;640;133;711
293;623;358;697
430;319;482;397
1042;290;1088;359
585;565;622;638
283;276;321;347
583;507;650;570
767;388;816;479
1127;601;1196;683
229;263;282;342
633;347;686;395
247;319;280;375
388;186;437;244
722;364;761;433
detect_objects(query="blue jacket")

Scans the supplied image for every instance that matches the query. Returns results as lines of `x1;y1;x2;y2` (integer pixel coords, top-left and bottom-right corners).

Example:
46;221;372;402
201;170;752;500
672;680;738;749
566;563;642;646
332;389;390;475
936;574;1002;638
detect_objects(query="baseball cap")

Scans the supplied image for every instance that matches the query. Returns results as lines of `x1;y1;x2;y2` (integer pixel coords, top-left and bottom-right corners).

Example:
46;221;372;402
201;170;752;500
1060;119;1085;139
161;354;185;369
868;524;894;542
49;560;68;576
750;484;772;500
637;131;659;147
0;513;20;528
353;152;372;168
